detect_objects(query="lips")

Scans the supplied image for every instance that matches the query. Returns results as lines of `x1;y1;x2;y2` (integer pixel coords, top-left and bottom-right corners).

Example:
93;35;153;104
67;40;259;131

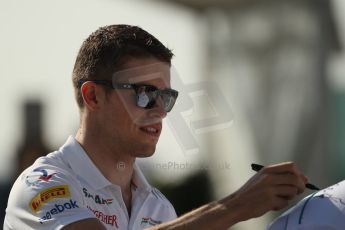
139;123;162;137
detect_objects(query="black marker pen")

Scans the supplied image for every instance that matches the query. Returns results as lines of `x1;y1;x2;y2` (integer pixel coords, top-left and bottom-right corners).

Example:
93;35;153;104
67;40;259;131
251;163;320;191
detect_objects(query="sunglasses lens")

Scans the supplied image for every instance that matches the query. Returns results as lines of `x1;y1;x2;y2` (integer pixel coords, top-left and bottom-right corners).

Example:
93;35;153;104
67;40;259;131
135;86;178;112
136;86;155;108
160;91;177;112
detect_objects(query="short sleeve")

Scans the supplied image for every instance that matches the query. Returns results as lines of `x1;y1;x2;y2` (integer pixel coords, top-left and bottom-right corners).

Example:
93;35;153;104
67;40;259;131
151;188;177;221
4;166;96;230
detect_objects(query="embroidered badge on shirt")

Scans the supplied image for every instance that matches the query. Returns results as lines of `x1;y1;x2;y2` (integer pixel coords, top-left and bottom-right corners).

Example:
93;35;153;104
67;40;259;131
141;217;162;227
82;187;113;205
25;168;56;187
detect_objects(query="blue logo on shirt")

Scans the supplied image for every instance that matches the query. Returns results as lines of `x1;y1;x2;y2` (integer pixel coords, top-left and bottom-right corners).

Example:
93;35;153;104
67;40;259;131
39;199;79;224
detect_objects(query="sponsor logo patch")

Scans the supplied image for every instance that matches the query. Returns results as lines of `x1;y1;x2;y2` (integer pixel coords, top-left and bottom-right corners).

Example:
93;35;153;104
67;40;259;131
29;185;70;212
87;205;118;228
25;169;56;186
83;187;113;205
39;199;79;224
141;217;162;226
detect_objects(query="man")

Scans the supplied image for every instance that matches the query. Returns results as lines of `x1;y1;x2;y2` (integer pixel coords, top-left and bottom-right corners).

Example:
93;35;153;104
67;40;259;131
4;25;308;230
267;180;345;230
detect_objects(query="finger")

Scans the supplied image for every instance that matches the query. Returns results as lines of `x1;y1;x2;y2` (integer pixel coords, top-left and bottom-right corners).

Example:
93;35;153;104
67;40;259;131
301;174;309;184
271;196;289;211
274;185;299;200
261;162;308;189
269;187;298;211
261;162;300;175
260;173;306;194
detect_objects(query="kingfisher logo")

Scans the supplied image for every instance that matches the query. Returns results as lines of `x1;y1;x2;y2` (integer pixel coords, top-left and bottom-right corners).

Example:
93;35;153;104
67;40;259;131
39;199;79;224
29;185;70;212
25;169;56;186
141;217;162;227
87;205;118;228
83;187;113;205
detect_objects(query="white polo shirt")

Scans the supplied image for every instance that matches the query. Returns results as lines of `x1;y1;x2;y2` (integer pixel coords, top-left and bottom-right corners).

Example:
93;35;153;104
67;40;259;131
267;180;345;230
4;136;177;230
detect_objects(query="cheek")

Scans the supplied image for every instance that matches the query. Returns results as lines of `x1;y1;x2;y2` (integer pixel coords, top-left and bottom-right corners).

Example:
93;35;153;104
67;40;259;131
128;110;148;127
108;104;145;128
114;94;139;114
109;92;147;125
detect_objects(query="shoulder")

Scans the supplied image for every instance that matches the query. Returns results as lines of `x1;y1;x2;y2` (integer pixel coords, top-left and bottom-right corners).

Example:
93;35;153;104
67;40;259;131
267;181;345;230
151;187;174;208
5;151;94;230
9;149;82;200
19;150;79;189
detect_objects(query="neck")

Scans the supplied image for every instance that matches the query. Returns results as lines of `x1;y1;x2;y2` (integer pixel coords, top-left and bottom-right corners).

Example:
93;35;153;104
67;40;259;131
75;128;134;194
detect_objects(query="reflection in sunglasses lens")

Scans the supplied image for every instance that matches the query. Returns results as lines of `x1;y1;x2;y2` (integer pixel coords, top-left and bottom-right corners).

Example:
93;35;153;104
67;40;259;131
136;90;175;112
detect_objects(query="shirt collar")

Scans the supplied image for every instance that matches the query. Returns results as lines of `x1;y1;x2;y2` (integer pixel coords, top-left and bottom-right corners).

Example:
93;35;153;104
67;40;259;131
60;136;111;190
60;136;152;192
133;162;152;192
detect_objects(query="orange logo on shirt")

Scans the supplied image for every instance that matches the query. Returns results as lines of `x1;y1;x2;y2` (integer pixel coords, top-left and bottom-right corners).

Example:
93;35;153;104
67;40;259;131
29;185;70;212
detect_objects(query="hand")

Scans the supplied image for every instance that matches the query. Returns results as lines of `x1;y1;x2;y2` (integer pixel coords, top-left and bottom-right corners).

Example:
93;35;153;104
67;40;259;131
226;162;308;221
147;162;308;230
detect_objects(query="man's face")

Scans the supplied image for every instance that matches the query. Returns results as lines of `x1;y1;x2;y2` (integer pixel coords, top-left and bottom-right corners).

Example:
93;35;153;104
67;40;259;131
99;57;172;158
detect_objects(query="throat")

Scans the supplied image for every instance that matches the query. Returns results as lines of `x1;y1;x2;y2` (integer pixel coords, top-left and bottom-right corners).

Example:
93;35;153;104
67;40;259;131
122;188;132;217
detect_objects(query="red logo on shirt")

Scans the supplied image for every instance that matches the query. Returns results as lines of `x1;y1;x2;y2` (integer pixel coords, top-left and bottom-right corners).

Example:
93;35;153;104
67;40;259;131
87;205;118;228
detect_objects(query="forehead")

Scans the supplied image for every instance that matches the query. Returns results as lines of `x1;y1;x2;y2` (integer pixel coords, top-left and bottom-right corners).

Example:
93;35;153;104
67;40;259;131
113;58;171;86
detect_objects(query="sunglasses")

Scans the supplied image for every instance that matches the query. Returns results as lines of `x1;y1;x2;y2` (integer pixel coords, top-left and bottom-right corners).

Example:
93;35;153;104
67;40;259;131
77;80;178;112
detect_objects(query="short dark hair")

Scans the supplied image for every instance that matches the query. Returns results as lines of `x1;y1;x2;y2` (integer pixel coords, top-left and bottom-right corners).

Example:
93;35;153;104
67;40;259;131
72;25;174;109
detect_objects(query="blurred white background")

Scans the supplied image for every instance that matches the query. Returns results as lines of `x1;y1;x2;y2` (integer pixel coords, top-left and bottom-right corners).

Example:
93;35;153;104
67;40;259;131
1;0;345;229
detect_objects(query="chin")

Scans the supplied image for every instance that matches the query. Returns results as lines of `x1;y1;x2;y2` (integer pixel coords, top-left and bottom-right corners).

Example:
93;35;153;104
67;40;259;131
134;146;156;158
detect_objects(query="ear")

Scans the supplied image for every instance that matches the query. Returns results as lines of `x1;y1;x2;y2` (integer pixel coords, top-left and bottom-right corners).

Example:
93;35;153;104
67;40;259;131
80;82;105;111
